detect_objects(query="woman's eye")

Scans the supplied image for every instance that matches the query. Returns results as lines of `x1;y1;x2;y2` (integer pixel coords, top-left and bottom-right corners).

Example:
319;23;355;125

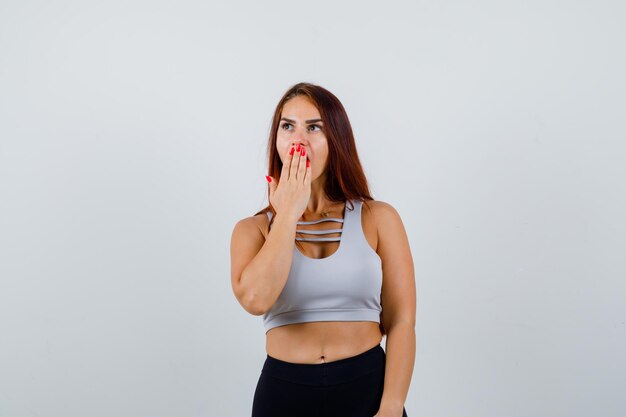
280;123;321;131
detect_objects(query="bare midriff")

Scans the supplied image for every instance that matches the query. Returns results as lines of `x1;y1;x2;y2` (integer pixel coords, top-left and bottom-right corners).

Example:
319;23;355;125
266;321;383;364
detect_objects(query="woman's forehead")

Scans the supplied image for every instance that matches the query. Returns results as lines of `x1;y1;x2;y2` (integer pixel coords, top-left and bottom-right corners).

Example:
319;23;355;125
282;96;320;120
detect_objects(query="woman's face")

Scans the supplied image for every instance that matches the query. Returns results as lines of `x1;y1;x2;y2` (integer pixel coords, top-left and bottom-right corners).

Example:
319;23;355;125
276;95;328;181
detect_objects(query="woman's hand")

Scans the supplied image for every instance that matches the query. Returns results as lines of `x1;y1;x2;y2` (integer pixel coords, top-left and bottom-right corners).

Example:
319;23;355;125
373;405;405;417
266;144;311;221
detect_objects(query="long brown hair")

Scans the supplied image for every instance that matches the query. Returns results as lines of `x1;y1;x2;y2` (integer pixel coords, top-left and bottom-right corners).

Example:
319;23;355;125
254;82;384;336
254;82;374;220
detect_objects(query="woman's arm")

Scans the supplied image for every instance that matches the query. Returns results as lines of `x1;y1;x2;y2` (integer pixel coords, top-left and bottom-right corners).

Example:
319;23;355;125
373;201;416;413
230;211;299;315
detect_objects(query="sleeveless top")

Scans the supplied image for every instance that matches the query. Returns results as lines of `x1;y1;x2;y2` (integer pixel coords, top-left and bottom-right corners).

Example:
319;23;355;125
262;199;383;333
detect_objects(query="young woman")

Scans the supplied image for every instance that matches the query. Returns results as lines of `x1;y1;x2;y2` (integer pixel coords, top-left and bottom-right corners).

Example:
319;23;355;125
230;82;415;417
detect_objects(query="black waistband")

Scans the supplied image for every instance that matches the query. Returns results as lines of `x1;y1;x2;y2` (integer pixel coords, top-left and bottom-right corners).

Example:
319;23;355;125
261;344;385;386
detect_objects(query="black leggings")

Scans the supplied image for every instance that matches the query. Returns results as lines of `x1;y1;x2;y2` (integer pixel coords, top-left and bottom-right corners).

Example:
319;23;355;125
251;343;408;417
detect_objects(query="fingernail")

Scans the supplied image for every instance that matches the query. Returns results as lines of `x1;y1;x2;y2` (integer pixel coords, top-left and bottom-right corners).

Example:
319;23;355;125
265;176;271;183
306;160;310;167
289;146;294;155
296;144;301;152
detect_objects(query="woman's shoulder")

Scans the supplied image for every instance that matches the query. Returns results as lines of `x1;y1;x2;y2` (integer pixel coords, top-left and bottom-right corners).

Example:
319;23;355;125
361;199;403;226
234;210;271;240
360;199;397;214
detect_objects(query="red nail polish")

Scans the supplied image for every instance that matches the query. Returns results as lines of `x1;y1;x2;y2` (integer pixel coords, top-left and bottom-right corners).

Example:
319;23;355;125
296;144;301;152
289;147;294;155
306;160;310;167
265;176;271;183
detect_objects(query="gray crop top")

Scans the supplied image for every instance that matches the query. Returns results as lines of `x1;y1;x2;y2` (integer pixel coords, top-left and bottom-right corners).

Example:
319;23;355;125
262;199;383;333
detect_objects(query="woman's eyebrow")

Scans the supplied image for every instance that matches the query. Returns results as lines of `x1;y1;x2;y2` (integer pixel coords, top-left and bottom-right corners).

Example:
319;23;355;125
280;117;323;124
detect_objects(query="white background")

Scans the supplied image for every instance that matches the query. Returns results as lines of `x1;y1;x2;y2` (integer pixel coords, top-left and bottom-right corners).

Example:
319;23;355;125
1;1;624;416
